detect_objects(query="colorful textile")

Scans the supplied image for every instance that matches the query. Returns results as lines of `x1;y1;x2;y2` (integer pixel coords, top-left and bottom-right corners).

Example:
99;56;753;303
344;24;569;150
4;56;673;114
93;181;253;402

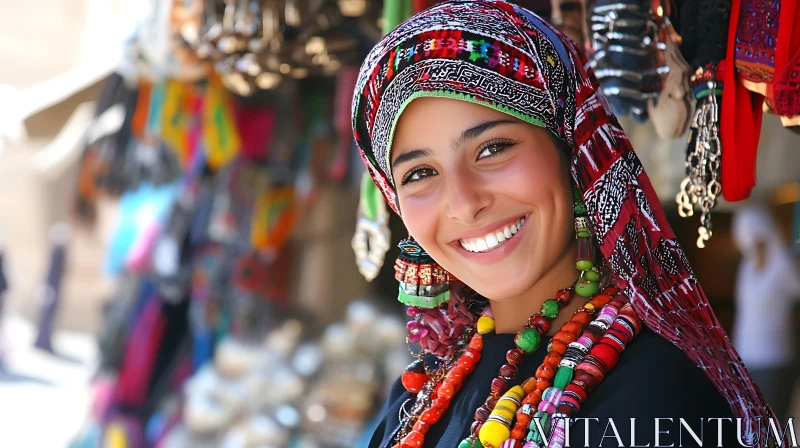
351;0;776;443
734;0;779;83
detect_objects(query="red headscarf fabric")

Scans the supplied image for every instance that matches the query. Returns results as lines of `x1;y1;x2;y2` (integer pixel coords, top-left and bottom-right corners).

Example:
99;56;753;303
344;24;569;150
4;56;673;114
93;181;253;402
351;0;776;443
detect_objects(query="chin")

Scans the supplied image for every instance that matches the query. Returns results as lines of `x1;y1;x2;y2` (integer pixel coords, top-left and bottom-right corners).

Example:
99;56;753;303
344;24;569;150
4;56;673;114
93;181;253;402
460;272;537;301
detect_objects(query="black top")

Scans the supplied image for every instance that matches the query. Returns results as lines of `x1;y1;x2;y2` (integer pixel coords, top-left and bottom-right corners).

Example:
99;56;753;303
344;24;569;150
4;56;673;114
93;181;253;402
369;327;738;447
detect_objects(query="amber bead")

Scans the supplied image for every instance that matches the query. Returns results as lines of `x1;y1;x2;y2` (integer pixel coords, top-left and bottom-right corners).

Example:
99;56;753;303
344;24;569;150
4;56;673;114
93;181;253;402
571;310;593;325
506;348;524;365
553;330;577;345
535;364;556;381
562;321;583;336
412;420;430;435
521;377;538;394
438;382;456;400
500;363;518;379
420;408;444;424
402;430;425;448
528;315;551;335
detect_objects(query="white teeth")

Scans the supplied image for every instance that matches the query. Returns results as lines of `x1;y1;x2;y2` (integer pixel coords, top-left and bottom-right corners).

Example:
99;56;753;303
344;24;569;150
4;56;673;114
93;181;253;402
459;216;527;253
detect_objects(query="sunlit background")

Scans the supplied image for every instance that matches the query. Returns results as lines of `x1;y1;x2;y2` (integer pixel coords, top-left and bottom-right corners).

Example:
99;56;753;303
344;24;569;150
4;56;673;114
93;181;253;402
0;0;798;447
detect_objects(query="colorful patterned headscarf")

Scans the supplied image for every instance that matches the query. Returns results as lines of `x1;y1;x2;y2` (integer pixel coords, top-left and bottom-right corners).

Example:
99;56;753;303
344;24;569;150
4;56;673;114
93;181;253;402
352;0;775;443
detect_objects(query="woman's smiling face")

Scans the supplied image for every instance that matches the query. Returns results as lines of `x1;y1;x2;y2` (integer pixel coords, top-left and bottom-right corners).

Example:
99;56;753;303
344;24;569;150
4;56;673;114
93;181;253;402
391;97;575;300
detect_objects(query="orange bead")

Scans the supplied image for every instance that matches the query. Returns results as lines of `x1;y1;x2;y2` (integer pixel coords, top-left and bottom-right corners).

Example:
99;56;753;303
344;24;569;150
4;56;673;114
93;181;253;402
536;378;551;391
571;310;593;325
551;339;568;355
536;365;556;381
412;420;430;435
432;397;450;410
554;330;577;345
522;392;539;405
402;430;425;448
516;413;533;427
601;286;619;295
544;352;562;367
562;321;583;335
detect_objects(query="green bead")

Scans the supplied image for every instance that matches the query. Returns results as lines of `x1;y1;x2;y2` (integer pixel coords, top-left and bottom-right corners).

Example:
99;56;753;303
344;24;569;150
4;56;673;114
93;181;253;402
458;437;483;448
584;270;599;281
575;259;594;271
575;280;600;298
573;202;587;216
515;328;542;353
554;366;574;389
540;299;559;319
577;230;591;238
527;411;551;443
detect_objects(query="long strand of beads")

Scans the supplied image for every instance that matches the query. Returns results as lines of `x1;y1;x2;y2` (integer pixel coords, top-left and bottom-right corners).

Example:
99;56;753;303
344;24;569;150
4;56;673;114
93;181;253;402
499;288;617;447
544;303;643;448
396;330;484;448
520;293;627;448
456;287;577;448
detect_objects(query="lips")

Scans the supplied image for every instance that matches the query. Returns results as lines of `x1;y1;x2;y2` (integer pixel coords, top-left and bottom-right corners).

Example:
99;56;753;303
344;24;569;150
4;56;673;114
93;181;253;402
459;216;526;253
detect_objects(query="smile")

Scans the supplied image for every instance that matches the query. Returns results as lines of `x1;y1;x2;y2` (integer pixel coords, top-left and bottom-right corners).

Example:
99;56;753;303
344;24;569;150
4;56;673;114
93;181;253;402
459;216;526;253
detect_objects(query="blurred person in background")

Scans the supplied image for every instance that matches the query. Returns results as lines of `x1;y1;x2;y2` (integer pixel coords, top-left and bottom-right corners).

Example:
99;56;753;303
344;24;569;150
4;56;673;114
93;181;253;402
733;204;800;422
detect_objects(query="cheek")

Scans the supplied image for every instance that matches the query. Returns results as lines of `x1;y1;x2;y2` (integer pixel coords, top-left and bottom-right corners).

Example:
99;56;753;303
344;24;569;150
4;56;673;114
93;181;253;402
398;195;443;252
492;153;567;205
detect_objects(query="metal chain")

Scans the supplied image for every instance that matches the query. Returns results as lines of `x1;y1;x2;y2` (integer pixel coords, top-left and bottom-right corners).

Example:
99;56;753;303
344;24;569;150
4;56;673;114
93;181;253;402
675;79;721;248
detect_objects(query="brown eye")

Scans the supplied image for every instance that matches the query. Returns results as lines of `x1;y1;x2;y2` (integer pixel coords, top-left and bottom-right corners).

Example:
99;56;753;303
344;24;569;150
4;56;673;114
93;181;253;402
402;167;438;185
477;139;516;160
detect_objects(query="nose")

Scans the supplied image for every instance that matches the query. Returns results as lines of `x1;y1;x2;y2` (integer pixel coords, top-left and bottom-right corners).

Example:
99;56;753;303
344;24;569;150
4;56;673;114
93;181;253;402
444;165;491;223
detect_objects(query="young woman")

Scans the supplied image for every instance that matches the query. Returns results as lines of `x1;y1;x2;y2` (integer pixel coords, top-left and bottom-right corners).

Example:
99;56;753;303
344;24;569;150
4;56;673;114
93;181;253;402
351;1;779;446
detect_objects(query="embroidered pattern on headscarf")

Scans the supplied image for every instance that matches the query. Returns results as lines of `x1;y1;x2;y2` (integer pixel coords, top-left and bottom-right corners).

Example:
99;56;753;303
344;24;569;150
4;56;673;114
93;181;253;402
351;1;778;444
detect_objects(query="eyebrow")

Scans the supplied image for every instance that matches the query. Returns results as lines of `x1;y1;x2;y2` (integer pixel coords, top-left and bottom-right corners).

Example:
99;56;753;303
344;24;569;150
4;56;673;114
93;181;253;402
391;119;518;169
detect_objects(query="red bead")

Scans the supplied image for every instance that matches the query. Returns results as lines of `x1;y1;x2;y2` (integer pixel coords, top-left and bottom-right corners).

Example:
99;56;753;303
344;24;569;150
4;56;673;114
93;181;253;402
457;356;477;374
516;413;533;426
528;315;551;334
511;426;528;440
485;395;500;408
601;286;619;295
401;371;428;394
446;366;465;384
577;361;605;383
469;334;484;350
491;377;509;395
499;363;518;379
438;382;455;400
412;420;430;435
558;402;579;417
565;383;587;402
573;371;601;391
474;405;491;422
535;365;556;381
593;342;620;370
432;397;450;410
590;294;613;307
419;407;444;424
401;430;425;448
465;347;482;362
506;348;524;365
556;289;573;305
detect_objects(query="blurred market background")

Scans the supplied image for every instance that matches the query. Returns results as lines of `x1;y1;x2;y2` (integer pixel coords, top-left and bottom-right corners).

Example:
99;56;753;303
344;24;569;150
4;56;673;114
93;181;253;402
0;0;798;447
